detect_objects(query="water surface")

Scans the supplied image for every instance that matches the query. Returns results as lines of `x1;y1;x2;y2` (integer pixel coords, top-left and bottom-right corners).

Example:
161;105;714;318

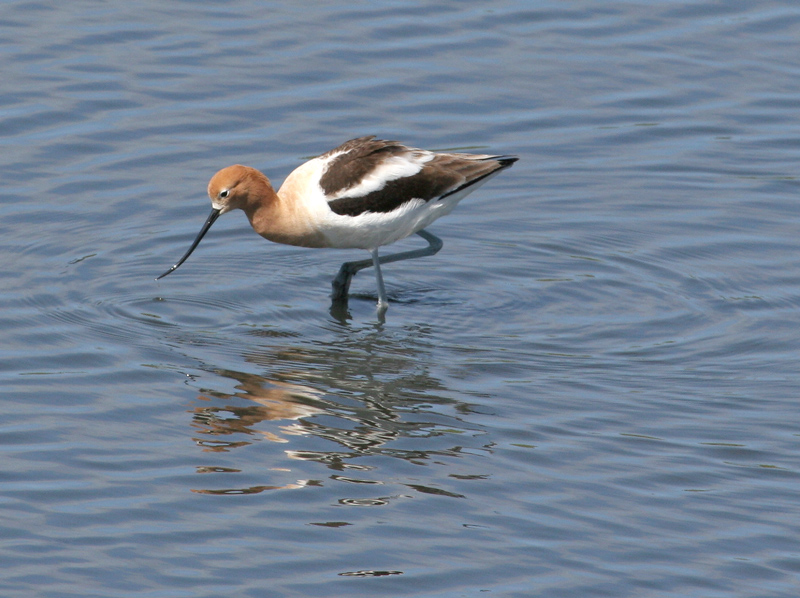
3;1;800;597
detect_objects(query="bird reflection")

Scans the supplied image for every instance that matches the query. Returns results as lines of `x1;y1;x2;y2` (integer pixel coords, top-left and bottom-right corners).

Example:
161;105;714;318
190;372;326;447
188;334;484;497
189;368;459;460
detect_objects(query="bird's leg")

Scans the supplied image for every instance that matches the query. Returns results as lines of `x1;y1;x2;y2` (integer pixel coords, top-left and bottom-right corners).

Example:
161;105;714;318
330;229;443;301
330;258;368;300
371;249;389;311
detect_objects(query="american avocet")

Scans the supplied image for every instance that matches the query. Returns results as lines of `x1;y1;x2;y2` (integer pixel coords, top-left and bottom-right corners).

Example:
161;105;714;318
157;136;517;311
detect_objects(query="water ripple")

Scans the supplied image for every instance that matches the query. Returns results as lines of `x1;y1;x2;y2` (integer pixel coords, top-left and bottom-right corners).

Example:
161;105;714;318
4;1;800;597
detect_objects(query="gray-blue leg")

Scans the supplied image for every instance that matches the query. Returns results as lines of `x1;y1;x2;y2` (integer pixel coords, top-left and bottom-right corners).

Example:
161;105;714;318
331;229;444;304
371;249;388;312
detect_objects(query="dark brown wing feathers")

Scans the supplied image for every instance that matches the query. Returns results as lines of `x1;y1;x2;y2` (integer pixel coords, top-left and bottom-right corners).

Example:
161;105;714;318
319;136;409;197
323;137;517;217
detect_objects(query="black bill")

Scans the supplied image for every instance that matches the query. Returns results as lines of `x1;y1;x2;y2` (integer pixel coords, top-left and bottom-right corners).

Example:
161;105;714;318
156;208;221;280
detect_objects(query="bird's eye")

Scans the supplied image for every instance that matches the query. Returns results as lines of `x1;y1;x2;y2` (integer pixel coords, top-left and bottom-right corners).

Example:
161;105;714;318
219;189;229;199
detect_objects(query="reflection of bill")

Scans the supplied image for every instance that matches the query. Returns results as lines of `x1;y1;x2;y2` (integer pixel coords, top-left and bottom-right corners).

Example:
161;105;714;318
192;479;318;495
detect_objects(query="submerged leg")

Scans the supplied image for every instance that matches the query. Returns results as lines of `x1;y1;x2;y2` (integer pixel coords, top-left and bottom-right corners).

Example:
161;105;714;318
371;249;388;311
330;229;444;302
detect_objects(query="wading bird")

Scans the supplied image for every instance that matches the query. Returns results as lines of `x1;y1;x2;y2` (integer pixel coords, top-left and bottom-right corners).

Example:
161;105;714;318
157;136;517;312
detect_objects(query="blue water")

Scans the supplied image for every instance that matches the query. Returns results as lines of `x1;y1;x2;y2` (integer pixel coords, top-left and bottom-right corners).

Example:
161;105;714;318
3;1;800;596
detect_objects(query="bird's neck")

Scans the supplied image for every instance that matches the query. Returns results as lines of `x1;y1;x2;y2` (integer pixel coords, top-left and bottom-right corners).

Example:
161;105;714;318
245;180;327;248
